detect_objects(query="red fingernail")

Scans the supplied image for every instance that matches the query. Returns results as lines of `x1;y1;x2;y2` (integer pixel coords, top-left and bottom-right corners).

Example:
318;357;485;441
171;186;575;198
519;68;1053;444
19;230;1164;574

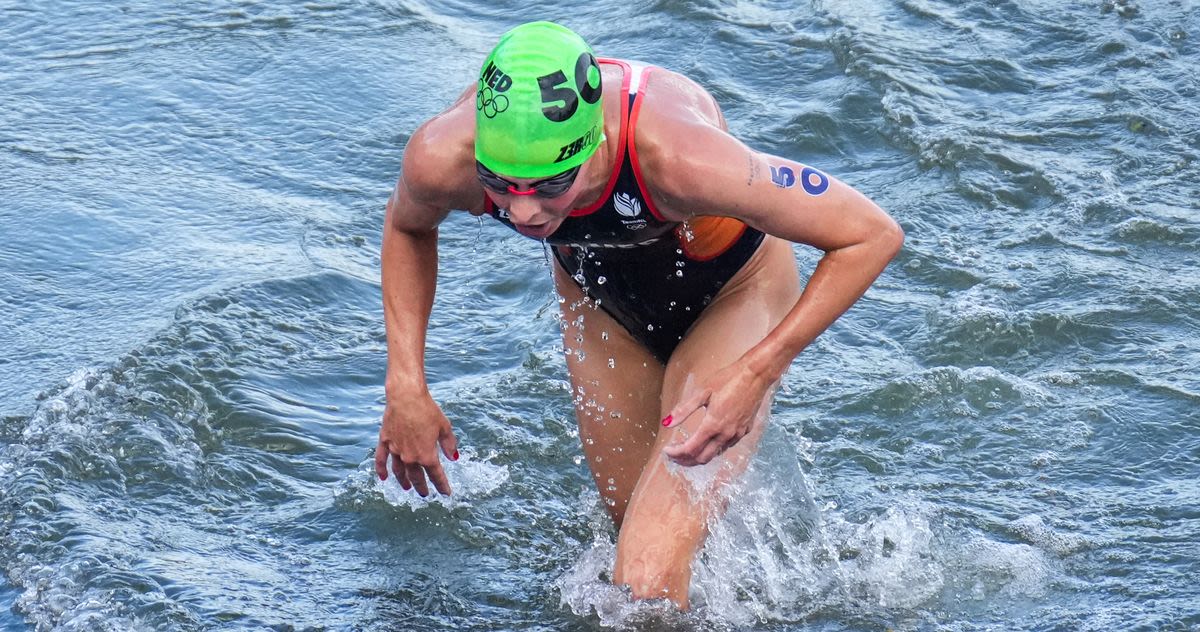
662;415;673;427
452;450;460;461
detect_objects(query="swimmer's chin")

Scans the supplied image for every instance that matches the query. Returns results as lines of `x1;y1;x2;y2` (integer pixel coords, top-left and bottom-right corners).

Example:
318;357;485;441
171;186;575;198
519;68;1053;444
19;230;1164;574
514;221;558;239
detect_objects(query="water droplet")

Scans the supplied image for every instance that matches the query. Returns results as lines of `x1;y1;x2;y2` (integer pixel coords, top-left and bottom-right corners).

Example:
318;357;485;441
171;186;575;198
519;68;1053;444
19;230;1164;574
607;358;616;368
647;324;655;331
601;331;609;340
675;270;683;277
597;276;607;285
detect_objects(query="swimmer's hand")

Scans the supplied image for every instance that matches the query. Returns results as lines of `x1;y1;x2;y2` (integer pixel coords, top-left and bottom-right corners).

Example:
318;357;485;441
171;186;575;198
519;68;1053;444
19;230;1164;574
376;391;459;496
662;360;773;466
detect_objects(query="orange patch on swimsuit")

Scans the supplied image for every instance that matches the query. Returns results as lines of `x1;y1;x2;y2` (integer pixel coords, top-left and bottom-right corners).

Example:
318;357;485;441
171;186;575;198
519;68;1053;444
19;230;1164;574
676;216;749;262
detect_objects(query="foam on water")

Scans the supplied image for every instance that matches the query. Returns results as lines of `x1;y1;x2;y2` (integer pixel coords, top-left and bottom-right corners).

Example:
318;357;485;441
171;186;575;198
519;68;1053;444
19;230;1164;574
558;433;915;629
949;537;1052;602
1007;514;1093;557
0;365;205;630
552;419;1081;630
330;452;511;512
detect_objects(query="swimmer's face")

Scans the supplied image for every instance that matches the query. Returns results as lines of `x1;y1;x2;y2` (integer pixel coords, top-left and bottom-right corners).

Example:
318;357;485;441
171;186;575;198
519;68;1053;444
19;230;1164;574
478;160;590;239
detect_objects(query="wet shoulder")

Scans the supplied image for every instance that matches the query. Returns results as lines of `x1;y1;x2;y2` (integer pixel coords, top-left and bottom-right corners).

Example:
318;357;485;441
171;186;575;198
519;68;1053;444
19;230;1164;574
403;85;483;212
631;69;727;220
640;68;724;129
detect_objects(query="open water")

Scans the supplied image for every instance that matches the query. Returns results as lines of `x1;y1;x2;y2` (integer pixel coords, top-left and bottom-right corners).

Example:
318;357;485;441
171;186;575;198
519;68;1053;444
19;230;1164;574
2;1;1198;630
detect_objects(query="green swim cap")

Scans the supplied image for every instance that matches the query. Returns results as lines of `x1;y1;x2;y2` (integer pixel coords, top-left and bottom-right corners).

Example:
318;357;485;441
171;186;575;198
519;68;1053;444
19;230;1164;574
475;21;605;179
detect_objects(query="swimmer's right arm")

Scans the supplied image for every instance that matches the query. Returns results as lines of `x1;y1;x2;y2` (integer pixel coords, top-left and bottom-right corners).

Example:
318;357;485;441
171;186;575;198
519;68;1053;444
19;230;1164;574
376;127;471;497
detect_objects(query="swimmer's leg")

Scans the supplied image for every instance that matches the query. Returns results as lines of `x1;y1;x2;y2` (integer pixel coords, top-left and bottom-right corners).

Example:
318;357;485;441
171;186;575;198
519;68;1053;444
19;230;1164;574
613;236;802;609
554;262;664;529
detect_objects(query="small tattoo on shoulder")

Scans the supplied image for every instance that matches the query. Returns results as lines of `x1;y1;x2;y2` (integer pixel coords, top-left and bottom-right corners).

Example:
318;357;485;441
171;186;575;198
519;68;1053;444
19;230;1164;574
746;152;759;186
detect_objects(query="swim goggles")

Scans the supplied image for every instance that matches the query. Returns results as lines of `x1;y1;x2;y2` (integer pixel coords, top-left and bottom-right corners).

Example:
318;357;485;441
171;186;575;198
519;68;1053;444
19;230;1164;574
475;161;580;198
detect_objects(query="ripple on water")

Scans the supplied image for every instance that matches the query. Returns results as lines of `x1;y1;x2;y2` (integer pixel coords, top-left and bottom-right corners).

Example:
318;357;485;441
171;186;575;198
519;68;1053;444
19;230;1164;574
838;365;1051;418
1;370;209;629
919;292;1124;368
1111;216;1195;245
1006;514;1094;556
0;272;393;628
4;0;1200;629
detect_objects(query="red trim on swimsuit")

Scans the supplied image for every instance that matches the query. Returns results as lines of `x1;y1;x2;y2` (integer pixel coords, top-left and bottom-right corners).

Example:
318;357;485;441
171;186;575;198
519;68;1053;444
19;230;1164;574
625;68;669;223
570;58;631;217
624;66;749;262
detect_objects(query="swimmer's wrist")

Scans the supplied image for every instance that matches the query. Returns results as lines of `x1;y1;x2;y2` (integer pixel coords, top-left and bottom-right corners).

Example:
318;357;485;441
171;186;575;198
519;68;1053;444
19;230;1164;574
385;371;428;398
741;341;793;384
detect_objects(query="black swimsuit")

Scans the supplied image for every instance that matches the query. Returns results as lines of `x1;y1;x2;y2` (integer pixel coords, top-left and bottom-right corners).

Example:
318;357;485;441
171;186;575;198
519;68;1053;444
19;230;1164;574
486;59;765;364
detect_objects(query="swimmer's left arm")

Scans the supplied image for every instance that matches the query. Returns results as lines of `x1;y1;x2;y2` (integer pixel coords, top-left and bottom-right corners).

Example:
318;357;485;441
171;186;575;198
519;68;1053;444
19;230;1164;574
659;120;902;375
652;121;904;464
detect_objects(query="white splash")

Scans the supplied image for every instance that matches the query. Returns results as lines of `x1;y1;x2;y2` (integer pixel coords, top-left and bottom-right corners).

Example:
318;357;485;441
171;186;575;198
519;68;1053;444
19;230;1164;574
372;451;509;510
552;426;1022;629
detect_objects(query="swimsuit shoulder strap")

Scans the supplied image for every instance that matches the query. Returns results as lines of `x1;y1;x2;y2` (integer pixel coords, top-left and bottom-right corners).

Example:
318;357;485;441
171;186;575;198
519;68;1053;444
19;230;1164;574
619;61;666;221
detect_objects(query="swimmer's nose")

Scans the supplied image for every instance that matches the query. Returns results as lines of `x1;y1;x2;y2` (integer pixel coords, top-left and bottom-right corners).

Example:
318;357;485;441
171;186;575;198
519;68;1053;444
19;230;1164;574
505;194;545;225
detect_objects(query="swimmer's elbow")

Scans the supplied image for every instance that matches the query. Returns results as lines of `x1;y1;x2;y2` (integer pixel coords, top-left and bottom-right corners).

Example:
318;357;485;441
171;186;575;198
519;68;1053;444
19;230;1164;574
878;217;905;260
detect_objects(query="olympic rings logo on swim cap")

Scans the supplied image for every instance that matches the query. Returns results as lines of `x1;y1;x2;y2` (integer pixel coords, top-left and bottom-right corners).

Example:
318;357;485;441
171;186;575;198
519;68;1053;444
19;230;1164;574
477;83;509;118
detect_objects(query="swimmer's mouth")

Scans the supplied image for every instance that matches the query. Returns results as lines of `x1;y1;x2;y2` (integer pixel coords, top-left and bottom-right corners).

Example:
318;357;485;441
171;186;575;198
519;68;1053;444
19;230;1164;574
514;221;555;238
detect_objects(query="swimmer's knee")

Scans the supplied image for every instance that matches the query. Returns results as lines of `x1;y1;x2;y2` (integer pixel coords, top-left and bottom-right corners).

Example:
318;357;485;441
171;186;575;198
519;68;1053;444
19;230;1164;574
614;549;689;607
616;559;670;598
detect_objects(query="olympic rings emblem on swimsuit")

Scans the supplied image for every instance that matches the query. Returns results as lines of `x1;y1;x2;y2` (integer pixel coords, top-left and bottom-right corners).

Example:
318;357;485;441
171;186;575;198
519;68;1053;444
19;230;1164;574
476;84;509;118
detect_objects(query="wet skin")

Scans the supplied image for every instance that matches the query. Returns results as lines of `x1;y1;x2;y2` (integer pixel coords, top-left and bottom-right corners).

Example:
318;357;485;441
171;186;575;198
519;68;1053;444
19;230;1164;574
379;62;903;608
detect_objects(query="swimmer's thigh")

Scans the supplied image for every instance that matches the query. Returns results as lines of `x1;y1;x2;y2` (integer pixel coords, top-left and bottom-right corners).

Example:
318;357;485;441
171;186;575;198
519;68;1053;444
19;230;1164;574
553;261;664;528
613;237;801;603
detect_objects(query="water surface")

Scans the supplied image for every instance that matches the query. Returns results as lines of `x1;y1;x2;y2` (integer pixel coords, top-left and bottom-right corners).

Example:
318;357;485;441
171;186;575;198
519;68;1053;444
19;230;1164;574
2;0;1198;630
